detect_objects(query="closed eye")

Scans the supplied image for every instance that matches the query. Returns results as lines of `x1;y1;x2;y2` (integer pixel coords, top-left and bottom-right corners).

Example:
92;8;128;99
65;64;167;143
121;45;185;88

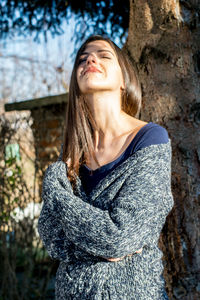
78;54;111;64
99;53;112;59
78;58;87;65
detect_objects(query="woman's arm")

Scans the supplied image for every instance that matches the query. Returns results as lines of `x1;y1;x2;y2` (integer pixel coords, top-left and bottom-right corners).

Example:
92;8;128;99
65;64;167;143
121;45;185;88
38;143;173;259
38;196;74;262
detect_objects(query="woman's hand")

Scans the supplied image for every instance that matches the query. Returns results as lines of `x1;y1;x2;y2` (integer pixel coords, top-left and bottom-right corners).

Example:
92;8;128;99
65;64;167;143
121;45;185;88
105;248;143;262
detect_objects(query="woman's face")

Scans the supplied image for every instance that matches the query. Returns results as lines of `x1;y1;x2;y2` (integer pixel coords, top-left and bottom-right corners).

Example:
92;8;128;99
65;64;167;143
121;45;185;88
76;40;124;95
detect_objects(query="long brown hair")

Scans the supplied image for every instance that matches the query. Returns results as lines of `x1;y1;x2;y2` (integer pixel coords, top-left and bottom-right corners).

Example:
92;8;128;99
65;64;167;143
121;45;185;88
62;35;142;185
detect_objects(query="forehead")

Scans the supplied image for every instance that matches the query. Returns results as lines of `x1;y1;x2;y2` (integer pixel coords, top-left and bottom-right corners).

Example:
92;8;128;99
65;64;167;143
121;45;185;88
81;40;116;55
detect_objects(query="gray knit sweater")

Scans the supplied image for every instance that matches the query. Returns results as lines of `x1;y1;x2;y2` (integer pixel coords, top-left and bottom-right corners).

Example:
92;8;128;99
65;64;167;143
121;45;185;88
38;141;174;300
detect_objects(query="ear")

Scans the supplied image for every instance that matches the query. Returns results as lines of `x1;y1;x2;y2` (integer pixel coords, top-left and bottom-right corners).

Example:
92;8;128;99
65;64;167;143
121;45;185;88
120;74;125;90
120;85;125;91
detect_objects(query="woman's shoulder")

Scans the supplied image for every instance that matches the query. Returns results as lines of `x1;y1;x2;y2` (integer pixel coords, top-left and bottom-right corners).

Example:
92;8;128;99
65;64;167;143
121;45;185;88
128;117;168;141
141;122;169;143
129;121;169;155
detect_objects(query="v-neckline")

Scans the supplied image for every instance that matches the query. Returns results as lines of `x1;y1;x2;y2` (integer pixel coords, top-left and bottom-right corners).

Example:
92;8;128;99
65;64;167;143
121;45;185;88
76;139;171;201
83;122;152;173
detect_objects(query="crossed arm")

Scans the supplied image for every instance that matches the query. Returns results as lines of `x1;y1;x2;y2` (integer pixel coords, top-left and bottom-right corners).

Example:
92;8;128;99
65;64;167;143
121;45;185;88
38;146;173;262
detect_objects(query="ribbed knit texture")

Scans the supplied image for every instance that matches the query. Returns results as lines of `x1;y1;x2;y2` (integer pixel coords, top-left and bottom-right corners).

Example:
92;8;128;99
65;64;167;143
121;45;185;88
38;141;174;300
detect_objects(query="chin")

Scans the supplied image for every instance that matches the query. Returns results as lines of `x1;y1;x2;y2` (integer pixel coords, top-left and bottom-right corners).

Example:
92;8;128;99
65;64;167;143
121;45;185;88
80;83;108;94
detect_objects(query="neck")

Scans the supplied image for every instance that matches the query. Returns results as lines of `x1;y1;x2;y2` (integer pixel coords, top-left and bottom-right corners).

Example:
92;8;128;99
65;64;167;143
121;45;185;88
84;91;134;150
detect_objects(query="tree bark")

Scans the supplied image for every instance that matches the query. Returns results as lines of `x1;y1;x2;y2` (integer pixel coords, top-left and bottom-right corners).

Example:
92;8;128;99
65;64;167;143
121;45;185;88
125;1;200;299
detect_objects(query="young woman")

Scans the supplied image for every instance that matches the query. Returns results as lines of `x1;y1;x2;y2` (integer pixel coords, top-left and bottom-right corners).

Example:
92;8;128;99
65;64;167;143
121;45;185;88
38;35;174;299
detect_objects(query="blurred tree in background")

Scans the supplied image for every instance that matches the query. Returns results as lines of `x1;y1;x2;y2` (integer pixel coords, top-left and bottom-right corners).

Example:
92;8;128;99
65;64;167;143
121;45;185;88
0;0;129;43
0;0;200;299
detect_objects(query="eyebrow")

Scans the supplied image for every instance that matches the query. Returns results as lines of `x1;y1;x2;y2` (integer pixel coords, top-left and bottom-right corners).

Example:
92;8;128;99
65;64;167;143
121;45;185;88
80;49;115;56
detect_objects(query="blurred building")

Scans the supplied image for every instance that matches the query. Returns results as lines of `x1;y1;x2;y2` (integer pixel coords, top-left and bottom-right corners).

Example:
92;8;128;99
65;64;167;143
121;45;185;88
4;93;68;193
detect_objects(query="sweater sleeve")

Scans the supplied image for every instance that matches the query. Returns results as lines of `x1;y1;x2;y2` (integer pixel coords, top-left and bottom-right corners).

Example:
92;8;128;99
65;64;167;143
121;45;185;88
38;196;74;262
38;143;174;259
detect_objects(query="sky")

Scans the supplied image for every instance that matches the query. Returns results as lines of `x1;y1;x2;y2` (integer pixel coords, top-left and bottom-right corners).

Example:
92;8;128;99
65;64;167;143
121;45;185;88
0;17;76;103
0;15;124;104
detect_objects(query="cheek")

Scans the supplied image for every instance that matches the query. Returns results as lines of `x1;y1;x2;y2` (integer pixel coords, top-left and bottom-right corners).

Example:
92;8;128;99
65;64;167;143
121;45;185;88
76;69;82;86
76;68;80;79
116;66;124;87
112;66;124;84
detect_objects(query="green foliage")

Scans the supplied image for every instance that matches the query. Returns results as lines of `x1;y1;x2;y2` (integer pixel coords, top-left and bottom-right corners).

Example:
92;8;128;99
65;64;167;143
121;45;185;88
0;115;55;300
0;0;129;43
0;157;21;224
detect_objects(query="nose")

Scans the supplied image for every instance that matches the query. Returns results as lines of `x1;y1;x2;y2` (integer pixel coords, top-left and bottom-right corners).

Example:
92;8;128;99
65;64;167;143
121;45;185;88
86;53;97;64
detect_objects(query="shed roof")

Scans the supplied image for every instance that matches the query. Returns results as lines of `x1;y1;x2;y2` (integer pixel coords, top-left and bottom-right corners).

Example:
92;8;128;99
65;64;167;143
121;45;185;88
5;93;68;111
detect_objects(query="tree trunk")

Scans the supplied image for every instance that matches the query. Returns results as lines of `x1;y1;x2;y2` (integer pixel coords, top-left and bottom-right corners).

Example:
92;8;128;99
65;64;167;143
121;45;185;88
125;0;200;299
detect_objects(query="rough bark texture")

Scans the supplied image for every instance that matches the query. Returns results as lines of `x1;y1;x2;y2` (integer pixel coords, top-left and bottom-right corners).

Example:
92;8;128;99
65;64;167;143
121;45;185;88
124;0;200;299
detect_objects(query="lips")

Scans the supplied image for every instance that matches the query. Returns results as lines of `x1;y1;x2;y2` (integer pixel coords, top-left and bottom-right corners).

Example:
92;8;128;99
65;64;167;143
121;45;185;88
83;66;102;75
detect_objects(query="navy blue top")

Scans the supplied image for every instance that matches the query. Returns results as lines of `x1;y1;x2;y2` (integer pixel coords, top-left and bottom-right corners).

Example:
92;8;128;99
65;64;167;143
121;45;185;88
79;122;169;195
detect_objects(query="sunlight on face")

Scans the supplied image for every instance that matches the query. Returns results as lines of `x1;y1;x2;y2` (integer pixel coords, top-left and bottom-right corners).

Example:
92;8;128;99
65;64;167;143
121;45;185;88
76;40;124;95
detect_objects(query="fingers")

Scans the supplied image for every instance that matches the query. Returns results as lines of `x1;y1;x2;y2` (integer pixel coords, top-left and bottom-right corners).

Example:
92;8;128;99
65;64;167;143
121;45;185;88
106;256;125;262
135;247;143;254
105;248;143;261
66;158;71;167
